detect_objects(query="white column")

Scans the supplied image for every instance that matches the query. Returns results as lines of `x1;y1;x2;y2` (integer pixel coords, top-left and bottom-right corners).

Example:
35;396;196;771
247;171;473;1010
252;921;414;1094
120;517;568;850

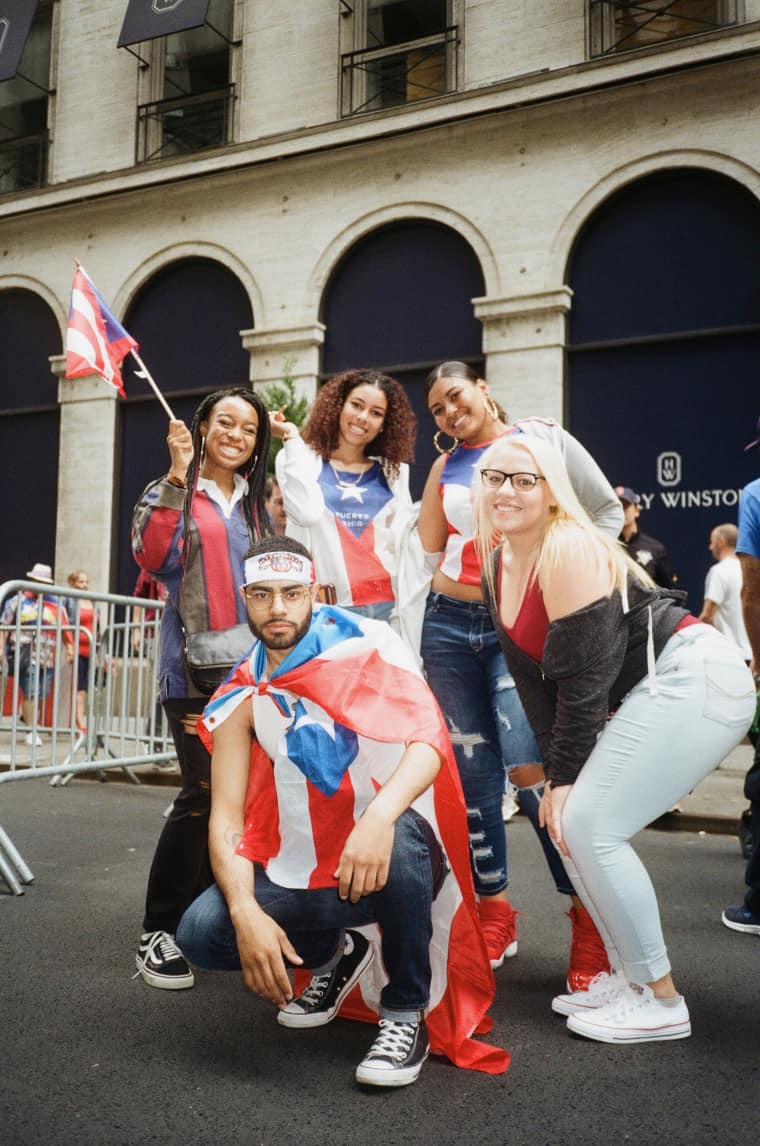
473;288;573;423
52;355;119;593
241;323;325;404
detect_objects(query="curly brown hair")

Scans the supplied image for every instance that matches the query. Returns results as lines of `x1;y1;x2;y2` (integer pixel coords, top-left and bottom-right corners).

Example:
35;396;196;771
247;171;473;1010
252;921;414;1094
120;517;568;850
302;369;416;480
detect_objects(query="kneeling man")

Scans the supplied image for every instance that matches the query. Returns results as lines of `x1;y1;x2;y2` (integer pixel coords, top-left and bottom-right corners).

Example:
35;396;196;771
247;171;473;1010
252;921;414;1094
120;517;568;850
177;537;505;1087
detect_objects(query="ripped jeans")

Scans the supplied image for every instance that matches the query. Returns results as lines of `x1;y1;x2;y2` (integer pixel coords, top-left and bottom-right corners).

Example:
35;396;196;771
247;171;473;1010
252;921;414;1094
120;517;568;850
421;593;572;897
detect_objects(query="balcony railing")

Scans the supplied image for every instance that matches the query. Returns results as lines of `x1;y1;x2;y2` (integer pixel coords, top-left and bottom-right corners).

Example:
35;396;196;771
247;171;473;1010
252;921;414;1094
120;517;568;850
589;1;737;58
136;84;235;164
0;131;48;195
341;25;458;117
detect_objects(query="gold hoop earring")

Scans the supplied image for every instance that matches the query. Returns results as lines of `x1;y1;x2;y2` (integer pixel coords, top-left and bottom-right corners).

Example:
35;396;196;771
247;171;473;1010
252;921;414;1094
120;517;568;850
485;396;500;422
433;430;459;455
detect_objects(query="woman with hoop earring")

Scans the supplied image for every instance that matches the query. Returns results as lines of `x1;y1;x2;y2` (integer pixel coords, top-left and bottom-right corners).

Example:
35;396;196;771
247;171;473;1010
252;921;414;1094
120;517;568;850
417;360;622;985
270;369;416;624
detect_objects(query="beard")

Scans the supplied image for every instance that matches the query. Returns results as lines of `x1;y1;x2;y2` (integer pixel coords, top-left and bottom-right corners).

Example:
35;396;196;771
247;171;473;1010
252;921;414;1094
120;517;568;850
247;608;312;653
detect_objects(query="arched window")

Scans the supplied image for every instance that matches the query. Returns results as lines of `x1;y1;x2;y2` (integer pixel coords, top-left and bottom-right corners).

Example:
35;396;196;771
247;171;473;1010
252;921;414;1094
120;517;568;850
116;257;253;593
321;220;485;495
567;168;760;602
0;288;60;584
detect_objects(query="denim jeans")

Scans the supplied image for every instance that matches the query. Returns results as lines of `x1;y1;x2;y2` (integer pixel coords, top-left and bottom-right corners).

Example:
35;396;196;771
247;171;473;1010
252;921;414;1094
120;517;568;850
177;808;438;1018
421;592;572;897
143;697;214;934
562;624;755;983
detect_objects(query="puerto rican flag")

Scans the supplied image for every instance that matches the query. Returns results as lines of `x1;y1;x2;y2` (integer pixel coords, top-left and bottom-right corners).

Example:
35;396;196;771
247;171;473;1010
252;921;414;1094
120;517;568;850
65;264;138;396
201;606;508;1076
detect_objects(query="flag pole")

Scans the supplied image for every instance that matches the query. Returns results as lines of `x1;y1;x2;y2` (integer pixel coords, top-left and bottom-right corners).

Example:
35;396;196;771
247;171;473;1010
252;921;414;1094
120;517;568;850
129;350;176;420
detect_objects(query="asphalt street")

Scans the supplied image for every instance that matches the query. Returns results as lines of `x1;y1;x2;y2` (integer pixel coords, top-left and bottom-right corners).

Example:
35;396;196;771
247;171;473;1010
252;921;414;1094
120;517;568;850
0;778;756;1146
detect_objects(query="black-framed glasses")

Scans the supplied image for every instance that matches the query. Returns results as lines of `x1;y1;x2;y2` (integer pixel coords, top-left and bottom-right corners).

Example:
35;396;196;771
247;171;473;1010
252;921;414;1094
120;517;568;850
480;469;546;492
243;586;311;610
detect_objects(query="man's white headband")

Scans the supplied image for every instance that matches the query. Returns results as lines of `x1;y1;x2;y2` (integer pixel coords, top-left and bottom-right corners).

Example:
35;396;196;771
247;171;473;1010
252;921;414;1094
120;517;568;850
243;551;316;587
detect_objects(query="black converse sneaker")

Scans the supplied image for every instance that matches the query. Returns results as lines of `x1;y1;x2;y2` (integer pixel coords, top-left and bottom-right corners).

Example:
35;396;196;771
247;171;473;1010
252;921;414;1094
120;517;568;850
134;931;195;990
355;1017;430;1088
277;930;373;1029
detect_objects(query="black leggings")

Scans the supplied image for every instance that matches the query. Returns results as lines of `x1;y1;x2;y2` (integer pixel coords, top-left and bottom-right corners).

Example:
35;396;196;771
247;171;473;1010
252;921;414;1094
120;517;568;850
142;697;214;934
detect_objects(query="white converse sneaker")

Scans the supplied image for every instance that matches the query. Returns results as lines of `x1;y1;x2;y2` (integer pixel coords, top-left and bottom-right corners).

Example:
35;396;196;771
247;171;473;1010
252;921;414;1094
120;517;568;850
552;970;627;1017
566;982;691;1044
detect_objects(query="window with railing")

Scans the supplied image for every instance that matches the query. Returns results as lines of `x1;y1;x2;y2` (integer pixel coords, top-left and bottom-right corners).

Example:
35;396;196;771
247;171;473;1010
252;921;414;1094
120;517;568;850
589;1;738;57
135;0;236;164
340;0;459;116
0;0;53;195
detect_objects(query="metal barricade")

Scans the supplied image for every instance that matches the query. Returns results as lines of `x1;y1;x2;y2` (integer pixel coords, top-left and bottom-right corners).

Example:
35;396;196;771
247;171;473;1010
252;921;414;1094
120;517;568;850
0;580;176;894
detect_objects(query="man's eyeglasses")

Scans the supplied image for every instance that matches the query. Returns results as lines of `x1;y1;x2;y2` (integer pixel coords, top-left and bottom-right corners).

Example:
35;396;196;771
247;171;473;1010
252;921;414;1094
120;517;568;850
480;469;546;492
243;586;311;610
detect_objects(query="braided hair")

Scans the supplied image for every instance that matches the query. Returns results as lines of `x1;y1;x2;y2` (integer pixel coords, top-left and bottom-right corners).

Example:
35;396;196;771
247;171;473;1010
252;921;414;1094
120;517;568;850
180;386;272;570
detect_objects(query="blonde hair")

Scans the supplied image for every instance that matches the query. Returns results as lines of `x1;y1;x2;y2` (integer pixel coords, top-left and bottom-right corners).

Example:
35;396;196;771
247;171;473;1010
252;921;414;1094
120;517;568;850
474;434;654;603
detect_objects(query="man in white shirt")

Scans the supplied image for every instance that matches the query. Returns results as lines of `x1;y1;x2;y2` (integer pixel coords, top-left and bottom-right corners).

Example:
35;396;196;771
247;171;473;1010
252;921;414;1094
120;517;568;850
699;523;751;660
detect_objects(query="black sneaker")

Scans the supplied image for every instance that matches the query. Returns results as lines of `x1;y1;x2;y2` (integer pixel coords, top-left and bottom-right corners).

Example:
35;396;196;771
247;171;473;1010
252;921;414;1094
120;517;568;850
721;904;760;935
277;930;373;1029
134;931;195;990
355;1017;430;1088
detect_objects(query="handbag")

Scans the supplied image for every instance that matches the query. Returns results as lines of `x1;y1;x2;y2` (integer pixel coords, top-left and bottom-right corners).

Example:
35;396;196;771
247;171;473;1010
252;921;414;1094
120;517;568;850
184;623;254;695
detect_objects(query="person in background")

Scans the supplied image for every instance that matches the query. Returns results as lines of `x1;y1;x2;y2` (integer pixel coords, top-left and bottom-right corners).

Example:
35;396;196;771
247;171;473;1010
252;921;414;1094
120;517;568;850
61;569;97;733
616;486;679;589
270;369;416;626
722;418;760;937
416;360;621;986
131;387;271;991
0;562;74;746
264;477;288;536
476;432;754;1043
698;523;751;660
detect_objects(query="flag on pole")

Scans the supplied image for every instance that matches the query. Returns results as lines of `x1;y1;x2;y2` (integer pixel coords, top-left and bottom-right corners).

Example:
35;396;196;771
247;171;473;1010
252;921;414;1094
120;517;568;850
65;264;138;396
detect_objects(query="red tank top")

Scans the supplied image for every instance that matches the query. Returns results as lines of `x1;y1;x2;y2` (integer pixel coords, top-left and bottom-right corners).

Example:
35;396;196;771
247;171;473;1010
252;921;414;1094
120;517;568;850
499;561;548;663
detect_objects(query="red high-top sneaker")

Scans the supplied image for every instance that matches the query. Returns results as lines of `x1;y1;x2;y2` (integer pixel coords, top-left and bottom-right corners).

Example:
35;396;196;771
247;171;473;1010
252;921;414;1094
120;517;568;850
478;897;519;969
566;903;610;992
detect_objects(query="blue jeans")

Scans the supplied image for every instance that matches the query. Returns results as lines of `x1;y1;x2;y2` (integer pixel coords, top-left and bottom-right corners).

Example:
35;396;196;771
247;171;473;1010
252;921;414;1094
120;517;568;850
562;624;755;982
177;808;438;1019
421;592;572;897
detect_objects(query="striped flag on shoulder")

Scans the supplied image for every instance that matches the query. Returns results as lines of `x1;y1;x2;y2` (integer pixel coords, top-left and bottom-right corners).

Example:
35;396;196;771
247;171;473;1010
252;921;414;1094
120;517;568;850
65;264;138;396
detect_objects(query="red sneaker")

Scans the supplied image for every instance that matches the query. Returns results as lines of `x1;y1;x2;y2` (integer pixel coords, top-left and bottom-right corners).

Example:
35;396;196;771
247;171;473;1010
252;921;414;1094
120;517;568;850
566;904;610;992
478;897;519;968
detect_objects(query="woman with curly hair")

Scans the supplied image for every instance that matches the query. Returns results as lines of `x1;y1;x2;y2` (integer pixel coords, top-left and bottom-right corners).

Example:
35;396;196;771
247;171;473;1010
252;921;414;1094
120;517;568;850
131;386;271;991
271;369;416;624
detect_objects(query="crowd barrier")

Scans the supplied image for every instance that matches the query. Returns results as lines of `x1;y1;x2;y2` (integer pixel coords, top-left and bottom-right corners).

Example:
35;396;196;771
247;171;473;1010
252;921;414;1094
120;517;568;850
0;579;175;895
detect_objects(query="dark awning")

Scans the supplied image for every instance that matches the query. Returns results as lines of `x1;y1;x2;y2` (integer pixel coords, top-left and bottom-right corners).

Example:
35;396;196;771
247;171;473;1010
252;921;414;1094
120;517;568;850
0;0;39;83
117;0;210;50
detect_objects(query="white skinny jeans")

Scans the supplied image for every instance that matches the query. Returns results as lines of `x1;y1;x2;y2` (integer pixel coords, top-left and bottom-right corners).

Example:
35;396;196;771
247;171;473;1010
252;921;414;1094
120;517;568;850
561;623;755;984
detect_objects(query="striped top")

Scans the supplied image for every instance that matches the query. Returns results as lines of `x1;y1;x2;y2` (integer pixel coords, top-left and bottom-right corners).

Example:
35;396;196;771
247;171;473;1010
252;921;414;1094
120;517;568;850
131;476;256;700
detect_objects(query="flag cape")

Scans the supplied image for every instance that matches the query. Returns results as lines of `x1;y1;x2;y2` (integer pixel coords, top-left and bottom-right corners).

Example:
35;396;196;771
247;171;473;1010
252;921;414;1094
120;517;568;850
201;606;508;1075
65;265;138;396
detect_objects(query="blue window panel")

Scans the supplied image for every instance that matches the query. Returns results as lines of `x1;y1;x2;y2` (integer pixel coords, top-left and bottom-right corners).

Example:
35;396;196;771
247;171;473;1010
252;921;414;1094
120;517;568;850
116;259;253;593
569;169;760;345
322;221;485;498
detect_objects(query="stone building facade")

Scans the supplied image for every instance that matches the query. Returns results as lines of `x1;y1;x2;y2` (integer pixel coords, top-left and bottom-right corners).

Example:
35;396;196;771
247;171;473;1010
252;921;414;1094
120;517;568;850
2;1;760;601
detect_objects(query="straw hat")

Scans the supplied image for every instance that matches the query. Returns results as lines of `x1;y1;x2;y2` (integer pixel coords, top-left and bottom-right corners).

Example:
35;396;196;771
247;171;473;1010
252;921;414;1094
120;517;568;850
26;562;54;584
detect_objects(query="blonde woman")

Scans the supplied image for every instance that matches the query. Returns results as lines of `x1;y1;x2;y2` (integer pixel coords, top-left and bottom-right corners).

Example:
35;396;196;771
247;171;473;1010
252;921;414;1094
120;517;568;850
475;432;754;1044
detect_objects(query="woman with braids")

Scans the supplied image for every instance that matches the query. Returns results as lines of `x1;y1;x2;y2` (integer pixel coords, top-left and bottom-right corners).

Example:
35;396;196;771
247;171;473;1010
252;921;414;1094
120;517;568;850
270;369;416;625
417;361;622;985
131;387;271;990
